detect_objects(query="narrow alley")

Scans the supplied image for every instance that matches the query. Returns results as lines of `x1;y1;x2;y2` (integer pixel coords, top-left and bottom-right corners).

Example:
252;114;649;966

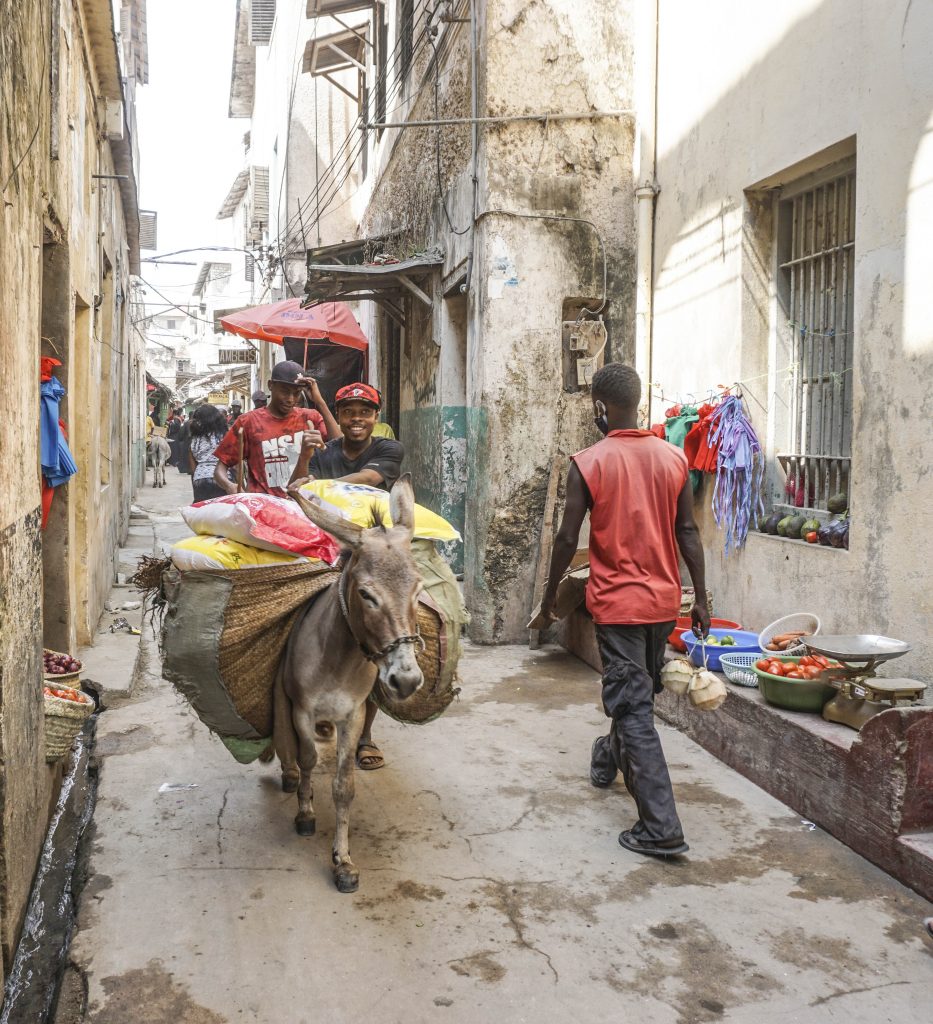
47;476;930;1024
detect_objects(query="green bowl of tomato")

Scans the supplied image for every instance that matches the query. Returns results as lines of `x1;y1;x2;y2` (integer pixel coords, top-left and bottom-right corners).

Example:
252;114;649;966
753;654;838;712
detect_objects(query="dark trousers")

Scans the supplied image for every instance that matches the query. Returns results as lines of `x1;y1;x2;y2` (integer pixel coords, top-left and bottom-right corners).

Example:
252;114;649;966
591;622;684;842
192;478;227;502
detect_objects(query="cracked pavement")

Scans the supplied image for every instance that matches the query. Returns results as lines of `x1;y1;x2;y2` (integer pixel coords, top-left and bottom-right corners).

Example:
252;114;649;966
61;473;933;1023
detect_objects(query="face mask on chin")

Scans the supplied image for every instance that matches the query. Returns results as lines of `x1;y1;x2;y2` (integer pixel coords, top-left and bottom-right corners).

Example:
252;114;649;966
593;400;609;436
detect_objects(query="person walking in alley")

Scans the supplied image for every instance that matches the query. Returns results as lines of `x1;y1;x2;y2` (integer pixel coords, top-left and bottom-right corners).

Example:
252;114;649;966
188;404;231;501
166;407;183;466
289;382;405;772
540;363;710;859
212;361;339;497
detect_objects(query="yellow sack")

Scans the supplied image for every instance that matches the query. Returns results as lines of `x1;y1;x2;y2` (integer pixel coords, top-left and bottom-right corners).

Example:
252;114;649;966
299;480;461;542
170;535;305;572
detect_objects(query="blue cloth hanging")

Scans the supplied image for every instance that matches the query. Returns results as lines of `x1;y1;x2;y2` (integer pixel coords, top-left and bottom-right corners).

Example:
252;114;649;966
40;376;78;487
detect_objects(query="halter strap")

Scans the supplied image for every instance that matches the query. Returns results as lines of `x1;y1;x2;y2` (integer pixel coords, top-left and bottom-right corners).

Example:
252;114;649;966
337;564;424;663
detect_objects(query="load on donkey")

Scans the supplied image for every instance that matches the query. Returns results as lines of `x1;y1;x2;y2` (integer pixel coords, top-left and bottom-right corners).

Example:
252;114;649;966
133;476;467;892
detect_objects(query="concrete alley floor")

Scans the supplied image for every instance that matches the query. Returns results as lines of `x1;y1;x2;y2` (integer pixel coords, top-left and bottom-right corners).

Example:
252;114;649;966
62;470;932;1024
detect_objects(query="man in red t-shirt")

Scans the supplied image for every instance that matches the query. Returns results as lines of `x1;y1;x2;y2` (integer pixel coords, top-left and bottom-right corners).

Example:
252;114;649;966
212;360;339;496
541;363;710;859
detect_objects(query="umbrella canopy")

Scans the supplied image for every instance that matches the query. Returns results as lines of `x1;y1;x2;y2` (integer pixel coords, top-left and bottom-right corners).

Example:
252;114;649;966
220;299;368;351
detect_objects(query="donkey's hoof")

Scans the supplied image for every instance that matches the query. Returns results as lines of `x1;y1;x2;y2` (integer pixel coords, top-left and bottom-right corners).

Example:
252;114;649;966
281;775;299;794
294;814;316;836
334;866;359;893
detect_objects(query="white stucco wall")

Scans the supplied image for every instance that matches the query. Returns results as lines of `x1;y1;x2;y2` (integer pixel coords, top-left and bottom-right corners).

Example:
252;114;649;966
650;0;933;684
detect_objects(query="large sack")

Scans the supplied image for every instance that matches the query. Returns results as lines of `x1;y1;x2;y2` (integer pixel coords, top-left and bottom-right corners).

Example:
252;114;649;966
170;535;306;572
181;493;341;561
161;560;340;762
299;480;461;543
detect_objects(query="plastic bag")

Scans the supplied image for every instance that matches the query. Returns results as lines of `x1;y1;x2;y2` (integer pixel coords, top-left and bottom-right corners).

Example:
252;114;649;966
181;494;341;561
298;479;461;542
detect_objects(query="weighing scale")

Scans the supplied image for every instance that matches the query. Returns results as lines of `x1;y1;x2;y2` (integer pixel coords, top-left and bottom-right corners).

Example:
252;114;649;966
803;635;926;730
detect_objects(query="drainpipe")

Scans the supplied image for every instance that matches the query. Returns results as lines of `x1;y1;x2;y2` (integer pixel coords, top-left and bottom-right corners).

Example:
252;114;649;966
633;0;659;425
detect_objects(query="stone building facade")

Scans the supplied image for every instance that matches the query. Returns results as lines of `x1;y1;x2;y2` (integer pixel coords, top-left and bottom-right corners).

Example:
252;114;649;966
0;0;146;980
646;0;933;685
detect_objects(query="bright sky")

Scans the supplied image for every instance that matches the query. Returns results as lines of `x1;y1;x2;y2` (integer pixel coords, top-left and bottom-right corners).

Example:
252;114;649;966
136;0;244;314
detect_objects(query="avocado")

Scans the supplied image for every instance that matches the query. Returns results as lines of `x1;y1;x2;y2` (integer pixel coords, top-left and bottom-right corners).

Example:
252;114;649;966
801;518;821;537
827;492;848;514
776;516;793;537
785;515;807;539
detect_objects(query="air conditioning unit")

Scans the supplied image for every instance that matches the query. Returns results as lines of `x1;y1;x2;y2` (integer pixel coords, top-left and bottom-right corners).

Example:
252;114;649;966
105;99;124;140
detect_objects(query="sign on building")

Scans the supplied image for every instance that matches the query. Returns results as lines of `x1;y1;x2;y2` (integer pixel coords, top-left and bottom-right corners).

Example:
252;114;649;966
219;347;257;364
207;391;228;404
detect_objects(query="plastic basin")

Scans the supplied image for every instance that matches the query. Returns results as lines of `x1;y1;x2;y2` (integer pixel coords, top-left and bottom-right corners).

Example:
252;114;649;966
669;617;742;653
752;656;836;712
680;629;761;672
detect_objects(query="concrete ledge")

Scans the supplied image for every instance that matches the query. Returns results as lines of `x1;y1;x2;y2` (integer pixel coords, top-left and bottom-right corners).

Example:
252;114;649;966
559;608;933;902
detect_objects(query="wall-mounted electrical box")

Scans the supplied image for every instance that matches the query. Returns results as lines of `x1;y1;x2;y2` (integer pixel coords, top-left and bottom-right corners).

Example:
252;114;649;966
104;100;124;140
561;317;607;389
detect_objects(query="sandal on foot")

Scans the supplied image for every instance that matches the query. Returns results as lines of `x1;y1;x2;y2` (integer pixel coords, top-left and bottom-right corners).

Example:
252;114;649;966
356;741;385;771
618;829;689;858
590;736;617;789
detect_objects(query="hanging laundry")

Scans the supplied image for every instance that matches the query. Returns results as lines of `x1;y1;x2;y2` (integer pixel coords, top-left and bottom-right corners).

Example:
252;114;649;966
40;372;78;528
706;394;764;554
683;401;721;476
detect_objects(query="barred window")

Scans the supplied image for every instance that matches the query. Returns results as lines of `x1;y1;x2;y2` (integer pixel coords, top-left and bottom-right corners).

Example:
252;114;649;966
775;165;855;511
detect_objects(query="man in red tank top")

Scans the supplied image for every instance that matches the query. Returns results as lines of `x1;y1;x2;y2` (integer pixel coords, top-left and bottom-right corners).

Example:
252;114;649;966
541;363;710;858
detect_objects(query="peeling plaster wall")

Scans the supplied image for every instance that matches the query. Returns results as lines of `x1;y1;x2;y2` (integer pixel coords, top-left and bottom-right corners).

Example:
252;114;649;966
0;0;144;975
467;0;636;641
358;1;636;641
650;0;933;687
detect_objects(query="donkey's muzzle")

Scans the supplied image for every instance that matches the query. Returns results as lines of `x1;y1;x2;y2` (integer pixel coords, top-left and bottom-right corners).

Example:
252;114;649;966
384;666;424;700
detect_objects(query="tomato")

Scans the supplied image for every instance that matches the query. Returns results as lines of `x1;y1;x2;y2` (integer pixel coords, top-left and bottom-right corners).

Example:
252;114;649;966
805;531;819;543
802;666;822;679
767;662;785;676
785;670;803;679
756;659;771;671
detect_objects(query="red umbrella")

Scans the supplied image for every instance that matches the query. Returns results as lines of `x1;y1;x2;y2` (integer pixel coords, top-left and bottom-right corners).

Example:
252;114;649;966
220;299;368;352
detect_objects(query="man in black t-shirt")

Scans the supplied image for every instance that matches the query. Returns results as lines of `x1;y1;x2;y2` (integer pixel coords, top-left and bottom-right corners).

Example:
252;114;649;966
289;382;403;772
290;382;403;491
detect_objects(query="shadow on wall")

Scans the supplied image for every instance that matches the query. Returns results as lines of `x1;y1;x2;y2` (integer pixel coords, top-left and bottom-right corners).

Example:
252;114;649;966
650;0;933;681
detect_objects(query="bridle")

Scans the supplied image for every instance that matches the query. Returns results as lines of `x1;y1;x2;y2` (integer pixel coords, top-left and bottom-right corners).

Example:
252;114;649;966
337;562;424;663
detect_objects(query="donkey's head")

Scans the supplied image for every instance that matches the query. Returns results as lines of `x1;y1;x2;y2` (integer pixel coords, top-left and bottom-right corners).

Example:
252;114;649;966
290;476;424;700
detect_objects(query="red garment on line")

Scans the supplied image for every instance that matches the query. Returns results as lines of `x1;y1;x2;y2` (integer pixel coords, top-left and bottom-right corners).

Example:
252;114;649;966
683;402;719;473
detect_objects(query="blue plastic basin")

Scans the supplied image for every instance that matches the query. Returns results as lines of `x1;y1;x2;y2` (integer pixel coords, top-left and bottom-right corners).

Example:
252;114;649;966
679;628;762;672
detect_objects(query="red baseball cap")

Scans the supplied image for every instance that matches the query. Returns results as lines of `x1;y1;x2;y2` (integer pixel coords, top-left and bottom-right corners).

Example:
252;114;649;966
335;383;381;409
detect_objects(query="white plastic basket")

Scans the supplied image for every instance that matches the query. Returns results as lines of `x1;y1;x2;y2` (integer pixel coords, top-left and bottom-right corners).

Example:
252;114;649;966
758;613;821;656
718;652;760;688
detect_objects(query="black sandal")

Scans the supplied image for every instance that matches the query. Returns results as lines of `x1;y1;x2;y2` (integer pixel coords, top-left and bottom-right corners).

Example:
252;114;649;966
618;829;689;858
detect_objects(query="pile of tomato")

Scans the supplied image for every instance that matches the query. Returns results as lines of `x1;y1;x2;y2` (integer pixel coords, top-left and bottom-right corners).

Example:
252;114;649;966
755;653;840;680
44;685;91;704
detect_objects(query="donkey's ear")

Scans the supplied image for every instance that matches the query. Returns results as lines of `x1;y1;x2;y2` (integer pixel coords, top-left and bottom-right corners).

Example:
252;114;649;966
388;473;415;539
289;487;363;549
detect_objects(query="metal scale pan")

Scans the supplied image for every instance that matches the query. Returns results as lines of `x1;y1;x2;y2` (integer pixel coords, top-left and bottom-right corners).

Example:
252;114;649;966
803;635;921;730
804;635;912;666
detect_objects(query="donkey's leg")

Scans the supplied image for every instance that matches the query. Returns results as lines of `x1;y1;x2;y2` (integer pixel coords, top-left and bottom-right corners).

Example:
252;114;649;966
332;701;366;893
293;707;318;836
273;674;300;793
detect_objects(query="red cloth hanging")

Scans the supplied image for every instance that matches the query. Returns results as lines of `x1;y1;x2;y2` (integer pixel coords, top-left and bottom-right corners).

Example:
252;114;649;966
683;402;720;472
41;419;69;530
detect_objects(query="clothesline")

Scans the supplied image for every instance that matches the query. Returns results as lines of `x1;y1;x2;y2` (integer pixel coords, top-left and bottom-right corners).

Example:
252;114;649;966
650;361;853;409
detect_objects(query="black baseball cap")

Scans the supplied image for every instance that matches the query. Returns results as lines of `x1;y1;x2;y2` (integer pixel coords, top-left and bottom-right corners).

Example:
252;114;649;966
270;360;306;386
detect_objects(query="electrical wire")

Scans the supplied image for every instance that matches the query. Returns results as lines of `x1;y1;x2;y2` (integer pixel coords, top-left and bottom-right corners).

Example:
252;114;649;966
476;209;608;318
2;2;48;194
137;278;224;326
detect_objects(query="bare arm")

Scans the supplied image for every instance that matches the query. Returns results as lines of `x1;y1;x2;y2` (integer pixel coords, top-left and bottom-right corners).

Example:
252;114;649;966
213;461;238;494
674;476;710;636
540;462;590;620
298;377;341;440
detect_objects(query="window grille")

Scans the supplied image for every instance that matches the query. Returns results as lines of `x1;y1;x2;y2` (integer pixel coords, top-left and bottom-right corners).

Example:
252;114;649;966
399;0;414;82
776;168;855;511
245;253;255;283
139;209;158;250
249;0;276;46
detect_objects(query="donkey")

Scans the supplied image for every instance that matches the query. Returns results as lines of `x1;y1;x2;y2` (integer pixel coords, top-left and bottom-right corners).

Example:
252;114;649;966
276;476;424;892
149;436;170;488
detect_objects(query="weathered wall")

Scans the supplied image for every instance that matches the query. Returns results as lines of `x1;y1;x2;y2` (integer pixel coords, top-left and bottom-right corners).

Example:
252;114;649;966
0;0;144;977
358;2;636;635
0;0;57;980
650;0;933;686
466;0;636;640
